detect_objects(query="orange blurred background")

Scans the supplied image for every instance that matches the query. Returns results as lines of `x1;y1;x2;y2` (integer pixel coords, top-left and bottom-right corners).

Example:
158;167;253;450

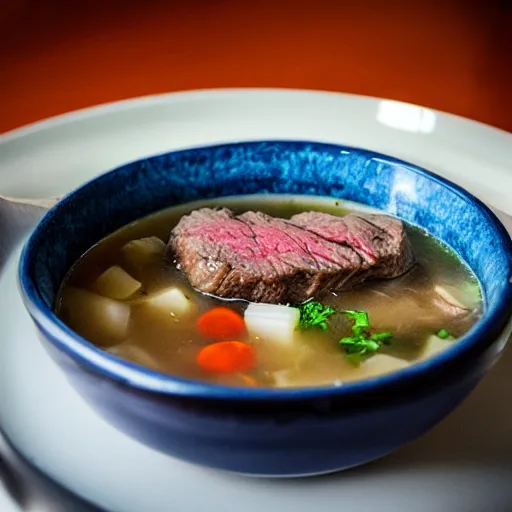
1;0;511;134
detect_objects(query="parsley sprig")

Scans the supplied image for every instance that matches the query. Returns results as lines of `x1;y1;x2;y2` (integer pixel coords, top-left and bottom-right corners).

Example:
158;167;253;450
436;328;454;340
298;301;336;331
297;301;392;363
339;310;392;362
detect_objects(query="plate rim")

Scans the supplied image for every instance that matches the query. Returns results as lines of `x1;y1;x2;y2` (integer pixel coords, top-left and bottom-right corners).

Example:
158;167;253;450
2;87;511;143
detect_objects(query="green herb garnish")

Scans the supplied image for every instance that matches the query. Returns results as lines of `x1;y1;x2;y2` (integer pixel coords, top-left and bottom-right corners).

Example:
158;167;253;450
298;301;336;331
339;335;381;355
338;309;392;363
369;331;393;342
340;310;370;334
436;328;453;340
297;301;393;363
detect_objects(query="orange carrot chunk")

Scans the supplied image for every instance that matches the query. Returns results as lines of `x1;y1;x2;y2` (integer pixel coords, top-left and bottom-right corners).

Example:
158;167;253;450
197;307;246;340
197;341;255;374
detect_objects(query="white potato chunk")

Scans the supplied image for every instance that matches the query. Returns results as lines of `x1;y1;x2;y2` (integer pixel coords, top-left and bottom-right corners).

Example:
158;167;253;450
271;367;344;388
421;334;450;359
271;368;322;388
360;353;409;378
272;369;297;388
108;343;161;371
95;265;142;300
244;303;300;345
138;287;195;318
60;287;130;345
121;236;166;267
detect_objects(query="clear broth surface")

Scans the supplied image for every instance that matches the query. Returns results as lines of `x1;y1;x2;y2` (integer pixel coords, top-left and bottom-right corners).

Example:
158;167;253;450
56;195;482;388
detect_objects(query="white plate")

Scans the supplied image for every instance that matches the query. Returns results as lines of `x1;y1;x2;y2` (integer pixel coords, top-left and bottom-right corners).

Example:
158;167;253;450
1;89;511;512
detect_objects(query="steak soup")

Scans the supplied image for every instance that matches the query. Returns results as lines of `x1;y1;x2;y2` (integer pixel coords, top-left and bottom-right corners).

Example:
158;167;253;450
56;195;482;388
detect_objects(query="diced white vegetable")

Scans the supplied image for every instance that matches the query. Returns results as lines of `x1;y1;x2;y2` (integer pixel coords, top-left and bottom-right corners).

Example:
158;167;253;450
95;265;142;300
121;237;166;267
360;354;409;378
138;287;195;318
244;303;300;345
272;369;297;388
109;343;161;370
272;366;345;388
60;287;130;344
434;283;480;311
421;335;449;359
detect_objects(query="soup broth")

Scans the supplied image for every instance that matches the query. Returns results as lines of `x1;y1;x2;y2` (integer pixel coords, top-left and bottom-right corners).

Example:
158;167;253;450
56;195;482;388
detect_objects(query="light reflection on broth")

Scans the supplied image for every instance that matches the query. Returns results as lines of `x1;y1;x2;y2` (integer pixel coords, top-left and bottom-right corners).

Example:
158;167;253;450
55;195;482;388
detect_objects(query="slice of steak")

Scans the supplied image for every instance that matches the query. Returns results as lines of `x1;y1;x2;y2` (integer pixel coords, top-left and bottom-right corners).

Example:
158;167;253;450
234;210;366;301
169;208;363;303
290;211;415;281
168;208;415;304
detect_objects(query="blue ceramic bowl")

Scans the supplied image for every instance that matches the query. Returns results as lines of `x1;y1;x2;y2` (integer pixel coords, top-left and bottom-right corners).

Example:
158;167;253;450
18;141;512;477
